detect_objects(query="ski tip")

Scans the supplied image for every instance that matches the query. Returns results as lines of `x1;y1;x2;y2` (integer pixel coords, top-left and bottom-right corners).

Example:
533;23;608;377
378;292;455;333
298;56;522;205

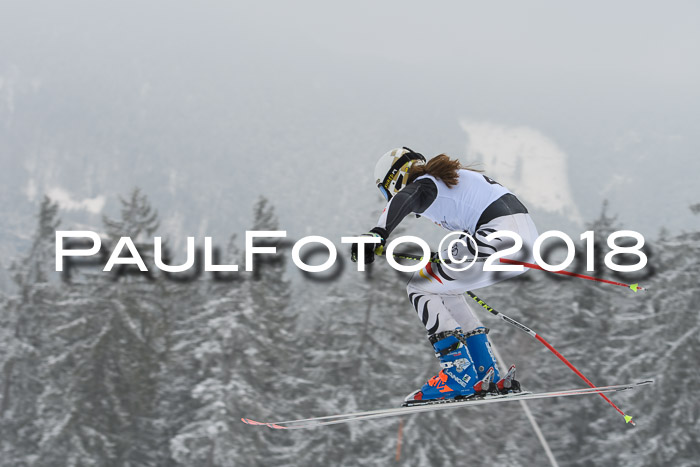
638;379;655;386
624;414;635;425
241;418;265;426
629;283;638;292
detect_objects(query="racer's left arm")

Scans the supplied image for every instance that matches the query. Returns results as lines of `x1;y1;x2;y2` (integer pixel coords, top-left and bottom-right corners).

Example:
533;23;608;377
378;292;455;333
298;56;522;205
351;179;437;263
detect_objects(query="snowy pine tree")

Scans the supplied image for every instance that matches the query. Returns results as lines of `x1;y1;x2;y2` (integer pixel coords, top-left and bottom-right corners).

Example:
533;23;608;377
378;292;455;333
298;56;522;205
171;196;312;466
596;212;700;466
32;189;181;465
0;196;61;466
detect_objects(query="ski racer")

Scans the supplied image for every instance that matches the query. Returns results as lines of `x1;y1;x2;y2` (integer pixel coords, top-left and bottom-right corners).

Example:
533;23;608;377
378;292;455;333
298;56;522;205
351;147;539;405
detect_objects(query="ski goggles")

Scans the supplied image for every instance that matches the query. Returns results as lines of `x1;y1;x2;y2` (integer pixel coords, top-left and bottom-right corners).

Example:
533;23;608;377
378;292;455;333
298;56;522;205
378;184;391;201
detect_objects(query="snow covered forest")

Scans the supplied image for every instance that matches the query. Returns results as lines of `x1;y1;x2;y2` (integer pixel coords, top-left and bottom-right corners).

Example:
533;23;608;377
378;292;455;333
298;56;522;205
1;190;699;467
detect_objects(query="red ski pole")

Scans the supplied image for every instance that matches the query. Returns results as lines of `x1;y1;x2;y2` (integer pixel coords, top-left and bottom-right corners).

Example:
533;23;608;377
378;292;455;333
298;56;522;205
467;291;636;426
498;258;648;292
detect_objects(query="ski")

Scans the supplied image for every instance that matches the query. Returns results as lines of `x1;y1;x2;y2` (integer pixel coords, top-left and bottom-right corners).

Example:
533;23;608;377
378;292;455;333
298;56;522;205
241;380;653;430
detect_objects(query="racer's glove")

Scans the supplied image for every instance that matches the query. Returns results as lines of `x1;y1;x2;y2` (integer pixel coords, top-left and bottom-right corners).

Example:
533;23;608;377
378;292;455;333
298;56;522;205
350;227;388;264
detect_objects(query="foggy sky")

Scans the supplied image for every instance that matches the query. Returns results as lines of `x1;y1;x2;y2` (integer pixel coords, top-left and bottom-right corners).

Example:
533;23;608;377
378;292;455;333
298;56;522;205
1;1;698;263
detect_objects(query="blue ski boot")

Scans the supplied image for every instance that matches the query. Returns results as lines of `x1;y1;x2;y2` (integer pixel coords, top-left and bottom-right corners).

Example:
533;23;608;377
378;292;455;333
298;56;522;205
466;327;520;395
465;327;500;381
404;330;479;406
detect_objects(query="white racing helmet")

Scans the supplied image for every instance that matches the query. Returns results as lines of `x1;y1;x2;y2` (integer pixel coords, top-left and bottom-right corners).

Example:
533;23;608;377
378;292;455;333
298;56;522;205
374;147;426;201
